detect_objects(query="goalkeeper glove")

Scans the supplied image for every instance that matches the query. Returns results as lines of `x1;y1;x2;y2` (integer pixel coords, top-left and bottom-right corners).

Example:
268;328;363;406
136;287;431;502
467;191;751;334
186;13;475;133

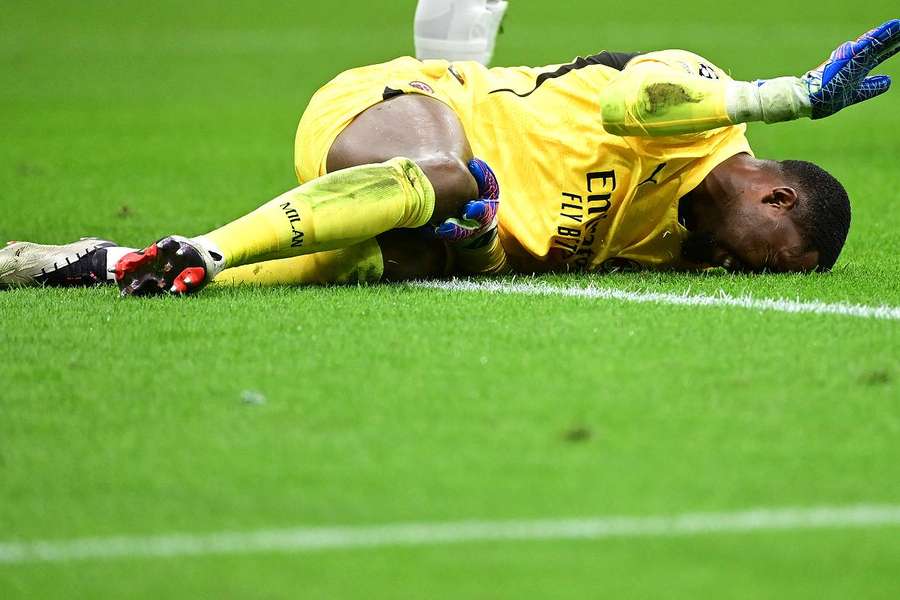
727;19;899;124
433;158;509;275
434;158;499;243
804;18;899;119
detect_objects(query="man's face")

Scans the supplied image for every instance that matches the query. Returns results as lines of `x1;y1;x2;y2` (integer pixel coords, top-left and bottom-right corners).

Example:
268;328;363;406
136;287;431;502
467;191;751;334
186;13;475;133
682;184;820;273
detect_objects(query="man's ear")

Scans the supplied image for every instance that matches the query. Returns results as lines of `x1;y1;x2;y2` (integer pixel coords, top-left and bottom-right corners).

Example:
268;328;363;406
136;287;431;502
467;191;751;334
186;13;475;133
763;186;798;211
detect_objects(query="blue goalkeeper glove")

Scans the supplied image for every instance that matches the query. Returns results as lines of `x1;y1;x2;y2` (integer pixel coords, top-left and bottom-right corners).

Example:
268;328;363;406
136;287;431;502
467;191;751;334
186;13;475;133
804;18;899;119
434;158;499;244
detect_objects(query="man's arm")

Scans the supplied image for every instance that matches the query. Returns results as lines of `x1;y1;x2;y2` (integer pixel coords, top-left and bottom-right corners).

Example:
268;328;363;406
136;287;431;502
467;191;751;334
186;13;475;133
599;19;899;137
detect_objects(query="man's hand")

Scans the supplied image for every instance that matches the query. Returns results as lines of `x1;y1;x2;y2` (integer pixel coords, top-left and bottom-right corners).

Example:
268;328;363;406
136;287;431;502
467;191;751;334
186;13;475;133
434;158;499;244
432;158;509;276
804;19;899;119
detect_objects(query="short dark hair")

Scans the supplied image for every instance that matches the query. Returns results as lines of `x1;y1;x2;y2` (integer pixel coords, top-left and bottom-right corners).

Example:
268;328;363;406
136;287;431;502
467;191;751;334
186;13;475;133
780;160;851;271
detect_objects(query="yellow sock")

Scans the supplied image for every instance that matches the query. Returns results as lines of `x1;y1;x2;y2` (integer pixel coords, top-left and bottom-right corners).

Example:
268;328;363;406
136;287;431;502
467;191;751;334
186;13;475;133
212;239;383;287
201;158;434;269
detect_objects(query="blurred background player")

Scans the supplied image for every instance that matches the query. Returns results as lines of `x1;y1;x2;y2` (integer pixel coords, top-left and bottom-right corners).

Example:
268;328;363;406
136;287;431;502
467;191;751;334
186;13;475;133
415;0;509;65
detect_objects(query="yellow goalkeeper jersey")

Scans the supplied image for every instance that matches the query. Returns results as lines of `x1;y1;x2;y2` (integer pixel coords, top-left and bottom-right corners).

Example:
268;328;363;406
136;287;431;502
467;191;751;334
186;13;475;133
295;50;753;272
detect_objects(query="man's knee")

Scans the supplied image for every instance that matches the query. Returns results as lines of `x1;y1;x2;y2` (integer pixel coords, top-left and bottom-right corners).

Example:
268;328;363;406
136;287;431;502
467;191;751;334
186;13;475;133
416;153;479;224
328;149;477;224
327;95;479;223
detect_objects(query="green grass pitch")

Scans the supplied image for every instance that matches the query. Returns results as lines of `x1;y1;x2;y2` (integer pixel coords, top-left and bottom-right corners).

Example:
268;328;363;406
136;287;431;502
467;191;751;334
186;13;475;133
2;1;899;597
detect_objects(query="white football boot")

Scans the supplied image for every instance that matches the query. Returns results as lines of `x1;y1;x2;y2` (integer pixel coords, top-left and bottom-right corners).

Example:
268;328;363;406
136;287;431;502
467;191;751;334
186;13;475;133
0;238;118;288
414;0;509;66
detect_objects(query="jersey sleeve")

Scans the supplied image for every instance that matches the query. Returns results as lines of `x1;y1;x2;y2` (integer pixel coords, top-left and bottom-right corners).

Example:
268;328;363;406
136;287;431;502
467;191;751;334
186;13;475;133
598;50;737;137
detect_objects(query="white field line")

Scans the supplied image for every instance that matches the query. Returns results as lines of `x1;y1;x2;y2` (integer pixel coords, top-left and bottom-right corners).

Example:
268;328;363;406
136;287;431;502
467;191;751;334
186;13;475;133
1;505;899;565
409;279;900;320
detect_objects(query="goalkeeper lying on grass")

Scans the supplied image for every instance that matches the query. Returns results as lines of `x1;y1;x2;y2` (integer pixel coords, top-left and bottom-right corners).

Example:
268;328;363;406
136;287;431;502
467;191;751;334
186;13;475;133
2;19;898;294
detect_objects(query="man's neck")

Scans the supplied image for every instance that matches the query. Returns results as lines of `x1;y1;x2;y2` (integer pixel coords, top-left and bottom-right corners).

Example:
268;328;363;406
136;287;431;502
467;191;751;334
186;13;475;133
680;153;759;230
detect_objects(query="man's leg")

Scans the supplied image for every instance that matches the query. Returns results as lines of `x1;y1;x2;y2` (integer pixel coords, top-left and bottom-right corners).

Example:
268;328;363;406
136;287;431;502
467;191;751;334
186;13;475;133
212;239;385;287
211;232;448;286
216;94;480;284
326;94;479;281
0;233;435;289
212;93;493;285
217;94;480;285
115;95;481;295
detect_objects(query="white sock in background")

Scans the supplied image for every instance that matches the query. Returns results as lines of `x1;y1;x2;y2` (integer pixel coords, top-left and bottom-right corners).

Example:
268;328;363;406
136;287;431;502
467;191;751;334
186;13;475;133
414;0;509;66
